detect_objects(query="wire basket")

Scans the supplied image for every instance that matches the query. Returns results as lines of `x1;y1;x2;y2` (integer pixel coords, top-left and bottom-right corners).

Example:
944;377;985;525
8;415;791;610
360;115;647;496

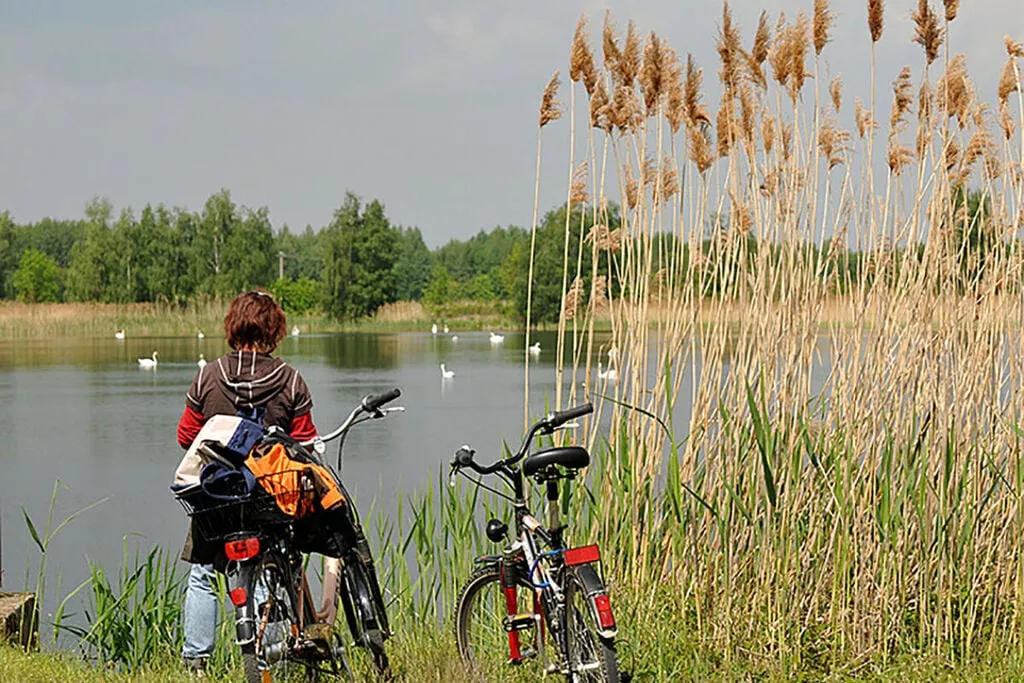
175;481;294;543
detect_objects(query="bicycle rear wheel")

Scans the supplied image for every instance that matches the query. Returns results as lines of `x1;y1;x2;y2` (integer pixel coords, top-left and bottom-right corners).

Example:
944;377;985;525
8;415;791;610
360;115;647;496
455;564;551;680
564;569;619;682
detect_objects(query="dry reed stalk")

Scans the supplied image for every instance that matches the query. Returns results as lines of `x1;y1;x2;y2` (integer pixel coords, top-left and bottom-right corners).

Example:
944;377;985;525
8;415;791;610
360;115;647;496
689;125;715;173
664;47;685;133
569;162;589;207
590;79;612;131
612;82;642;133
619;21;642;85
562;277;585;320
819;118;851;169
813;0;834;56
944;0;959;22
716;92;736;158
868;0;885;43
602;11;621;75
937;54;973;128
640;32;665;114
912;0;944;66
660;162;680;202
683;55;711;129
770;12;791;91
1007;36;1024;58
890;66;914;132
748;11;771;90
999;58;1021;104
717;2;744;89
762;111;776;155
998;101;1016;140
570;15;598;96
539;71;563;127
829;76;842;113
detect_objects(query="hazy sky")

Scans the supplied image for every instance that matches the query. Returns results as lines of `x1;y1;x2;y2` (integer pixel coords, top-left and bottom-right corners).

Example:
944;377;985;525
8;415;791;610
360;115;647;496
0;1;1020;246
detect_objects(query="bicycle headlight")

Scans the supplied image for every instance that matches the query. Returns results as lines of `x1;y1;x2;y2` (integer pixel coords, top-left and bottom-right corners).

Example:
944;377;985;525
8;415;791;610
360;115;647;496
485;518;509;543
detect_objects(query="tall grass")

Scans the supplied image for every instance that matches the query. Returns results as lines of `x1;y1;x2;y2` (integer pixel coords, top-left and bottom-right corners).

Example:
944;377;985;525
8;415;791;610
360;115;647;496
504;0;1024;673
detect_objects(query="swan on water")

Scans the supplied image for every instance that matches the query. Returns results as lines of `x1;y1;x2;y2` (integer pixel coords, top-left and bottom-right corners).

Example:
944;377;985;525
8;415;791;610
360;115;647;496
138;351;159;369
197;330;205;340
489;332;505;344
597;360;617;382
197;354;207;369
440;363;455;379
114;329;126;340
291;326;300;337
431;323;438;335
529;342;541;355
451;335;459;343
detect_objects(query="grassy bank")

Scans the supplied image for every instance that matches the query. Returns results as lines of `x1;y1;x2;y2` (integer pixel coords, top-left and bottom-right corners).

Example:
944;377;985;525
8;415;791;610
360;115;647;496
0;300;512;340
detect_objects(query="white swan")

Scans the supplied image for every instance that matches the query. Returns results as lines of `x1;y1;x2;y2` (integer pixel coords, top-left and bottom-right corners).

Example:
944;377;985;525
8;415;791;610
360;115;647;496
489;332;505;344
443;325;449;334
431;323;438;335
114;329;126;340
196;329;205;340
440;363;455;379
137;351;159;369
291;326;300;337
197;354;207;369
529;342;541;355
597;360;617;382
451;335;459;343
607;345;618;361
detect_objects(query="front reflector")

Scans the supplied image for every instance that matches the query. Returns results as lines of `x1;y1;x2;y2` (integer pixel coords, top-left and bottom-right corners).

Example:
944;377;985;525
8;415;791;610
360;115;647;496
563;544;600;567
224;537;260;561
229;587;249;606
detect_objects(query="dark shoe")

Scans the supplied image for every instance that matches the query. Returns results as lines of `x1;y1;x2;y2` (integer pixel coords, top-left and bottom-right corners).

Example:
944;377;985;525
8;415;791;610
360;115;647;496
183;656;207;678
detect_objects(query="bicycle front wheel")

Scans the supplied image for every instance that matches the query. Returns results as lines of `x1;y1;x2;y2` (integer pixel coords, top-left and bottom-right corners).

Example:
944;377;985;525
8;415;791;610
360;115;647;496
564;569;619;682
455;564;551;680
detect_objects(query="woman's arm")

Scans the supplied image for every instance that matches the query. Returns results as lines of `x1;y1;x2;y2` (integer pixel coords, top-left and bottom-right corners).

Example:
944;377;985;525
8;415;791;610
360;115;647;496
289;411;318;442
177;405;205;449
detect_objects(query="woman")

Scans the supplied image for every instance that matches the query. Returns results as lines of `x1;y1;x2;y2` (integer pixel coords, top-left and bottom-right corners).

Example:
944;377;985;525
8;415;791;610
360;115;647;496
176;289;317;676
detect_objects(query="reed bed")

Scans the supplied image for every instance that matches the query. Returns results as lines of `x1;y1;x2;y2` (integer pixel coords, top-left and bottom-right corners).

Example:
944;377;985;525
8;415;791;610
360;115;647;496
510;0;1024;673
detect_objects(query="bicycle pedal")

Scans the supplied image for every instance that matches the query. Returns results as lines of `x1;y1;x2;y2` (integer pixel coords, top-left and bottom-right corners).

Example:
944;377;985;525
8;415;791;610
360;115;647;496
503;613;538;632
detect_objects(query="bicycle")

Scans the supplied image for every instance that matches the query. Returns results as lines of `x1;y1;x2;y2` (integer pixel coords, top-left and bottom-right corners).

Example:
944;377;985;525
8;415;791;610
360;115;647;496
449;402;621;682
175;388;402;682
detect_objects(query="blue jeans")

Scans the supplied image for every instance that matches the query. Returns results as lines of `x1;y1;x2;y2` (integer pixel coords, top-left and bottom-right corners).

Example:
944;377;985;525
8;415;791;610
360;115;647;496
182;564;219;660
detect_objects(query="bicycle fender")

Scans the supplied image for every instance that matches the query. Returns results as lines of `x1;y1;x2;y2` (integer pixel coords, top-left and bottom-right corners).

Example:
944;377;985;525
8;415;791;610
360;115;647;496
573;564;618;639
228;563;257;647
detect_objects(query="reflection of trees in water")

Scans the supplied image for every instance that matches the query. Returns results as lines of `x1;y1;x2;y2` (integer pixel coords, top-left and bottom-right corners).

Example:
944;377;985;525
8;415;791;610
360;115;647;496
319;334;400;370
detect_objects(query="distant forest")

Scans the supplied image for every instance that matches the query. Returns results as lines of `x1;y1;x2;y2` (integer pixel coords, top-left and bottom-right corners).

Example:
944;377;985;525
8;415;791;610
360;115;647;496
0;187;993;323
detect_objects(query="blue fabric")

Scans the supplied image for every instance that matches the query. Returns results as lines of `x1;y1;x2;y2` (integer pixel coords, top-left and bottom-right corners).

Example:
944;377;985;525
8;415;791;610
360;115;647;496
199;462;256;501
182;564;218;660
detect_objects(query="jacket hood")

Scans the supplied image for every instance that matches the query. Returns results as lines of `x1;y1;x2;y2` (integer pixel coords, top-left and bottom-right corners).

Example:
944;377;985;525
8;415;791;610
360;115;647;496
213;350;291;412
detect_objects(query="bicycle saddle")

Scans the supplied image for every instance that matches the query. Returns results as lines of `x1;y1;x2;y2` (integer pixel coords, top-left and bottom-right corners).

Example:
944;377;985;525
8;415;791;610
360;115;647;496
523;446;590;477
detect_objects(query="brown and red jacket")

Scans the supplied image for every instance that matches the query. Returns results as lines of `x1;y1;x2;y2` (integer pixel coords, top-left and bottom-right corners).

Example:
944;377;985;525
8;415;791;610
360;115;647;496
176;350;317;449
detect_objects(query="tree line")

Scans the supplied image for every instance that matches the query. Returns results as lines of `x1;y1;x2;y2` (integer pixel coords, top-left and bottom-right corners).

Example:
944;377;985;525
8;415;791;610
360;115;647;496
0;187;995;323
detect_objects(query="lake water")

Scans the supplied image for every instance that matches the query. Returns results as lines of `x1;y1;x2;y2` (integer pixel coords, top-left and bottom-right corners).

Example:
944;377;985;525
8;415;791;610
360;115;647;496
0;330;623;628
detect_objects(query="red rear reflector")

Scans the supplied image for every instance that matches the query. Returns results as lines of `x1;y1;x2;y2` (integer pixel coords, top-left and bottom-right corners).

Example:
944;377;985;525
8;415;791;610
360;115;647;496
563;544;600;567
229;587;249;606
224;537;260;561
594;594;615;629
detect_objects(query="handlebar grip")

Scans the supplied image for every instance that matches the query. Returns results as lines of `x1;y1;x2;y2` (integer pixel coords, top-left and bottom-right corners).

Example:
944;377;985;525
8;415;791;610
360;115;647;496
548;402;593;428
363;387;401;412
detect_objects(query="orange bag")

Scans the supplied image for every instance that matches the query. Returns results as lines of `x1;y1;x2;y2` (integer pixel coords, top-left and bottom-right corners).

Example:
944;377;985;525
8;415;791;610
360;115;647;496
245;443;344;517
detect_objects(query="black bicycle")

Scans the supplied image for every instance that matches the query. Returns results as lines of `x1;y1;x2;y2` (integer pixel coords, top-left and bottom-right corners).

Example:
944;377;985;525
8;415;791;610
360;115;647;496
450;402;621;682
177;389;402;681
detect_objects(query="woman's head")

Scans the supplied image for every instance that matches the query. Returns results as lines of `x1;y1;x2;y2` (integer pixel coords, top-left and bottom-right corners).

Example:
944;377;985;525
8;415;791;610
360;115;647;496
224;290;287;352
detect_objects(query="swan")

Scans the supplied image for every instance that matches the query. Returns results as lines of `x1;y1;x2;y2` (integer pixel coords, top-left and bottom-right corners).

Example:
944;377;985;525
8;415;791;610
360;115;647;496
197;354;207;369
451;335;459;343
431;323;438;335
529;342;541;355
607;345;618;361
440;363;455;380
138;351;159;369
291;326;300;337
114;329;126;340
597;360;617;382
196;329;205;340
489;332;505;344
443;325;449;334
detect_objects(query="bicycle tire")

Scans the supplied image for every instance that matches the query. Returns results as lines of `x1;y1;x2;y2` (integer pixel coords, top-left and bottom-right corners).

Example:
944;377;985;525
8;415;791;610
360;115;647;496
564;569;619;682
455;564;550;680
340;560;391;677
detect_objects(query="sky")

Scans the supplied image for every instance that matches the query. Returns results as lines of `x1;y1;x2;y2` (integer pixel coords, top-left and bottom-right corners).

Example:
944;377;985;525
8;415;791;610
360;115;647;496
0;0;1020;247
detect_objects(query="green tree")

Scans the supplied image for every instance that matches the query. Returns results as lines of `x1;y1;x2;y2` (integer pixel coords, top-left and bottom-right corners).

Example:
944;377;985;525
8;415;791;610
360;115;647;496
393;227;432;301
272;277;321;314
321;194;399;319
12;249;62;303
423;263;453;309
0;212;15;298
66;198;114;302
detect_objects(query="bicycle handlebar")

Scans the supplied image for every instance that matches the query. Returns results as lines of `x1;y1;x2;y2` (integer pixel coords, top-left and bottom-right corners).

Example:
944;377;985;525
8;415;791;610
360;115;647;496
362;388;402;413
450;402;593;476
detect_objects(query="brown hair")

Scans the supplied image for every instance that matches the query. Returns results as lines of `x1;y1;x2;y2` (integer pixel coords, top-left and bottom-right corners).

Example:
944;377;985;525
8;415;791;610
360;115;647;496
224;290;287;352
